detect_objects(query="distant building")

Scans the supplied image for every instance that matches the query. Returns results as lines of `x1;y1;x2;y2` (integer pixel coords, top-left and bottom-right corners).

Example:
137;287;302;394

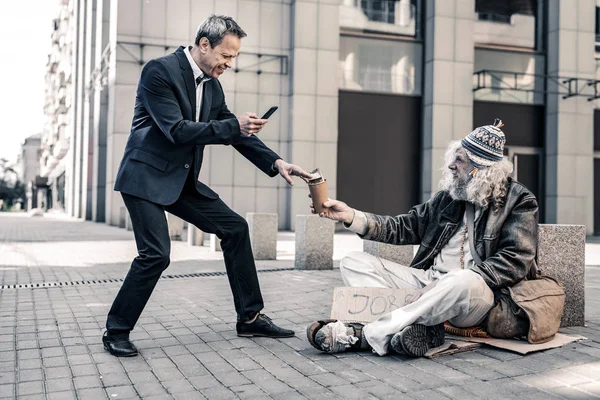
47;0;599;235
18;134;42;184
16;134;42;210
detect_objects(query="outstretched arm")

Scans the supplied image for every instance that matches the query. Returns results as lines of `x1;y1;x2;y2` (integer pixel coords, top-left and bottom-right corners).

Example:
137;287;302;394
311;193;443;246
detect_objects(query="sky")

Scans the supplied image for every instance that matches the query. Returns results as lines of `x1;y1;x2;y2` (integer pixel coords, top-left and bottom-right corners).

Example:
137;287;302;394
0;0;59;162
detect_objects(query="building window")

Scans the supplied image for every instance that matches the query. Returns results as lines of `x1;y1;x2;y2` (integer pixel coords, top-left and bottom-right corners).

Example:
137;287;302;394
477;12;512;24
474;0;540;49
358;0;408;24
340;0;420;37
474;49;545;105
339;36;422;95
595;7;600;51
475;0;537;17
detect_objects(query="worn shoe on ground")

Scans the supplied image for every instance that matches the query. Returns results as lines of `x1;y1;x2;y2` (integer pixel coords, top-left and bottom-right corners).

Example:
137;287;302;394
102;332;138;357
307;319;371;353
390;323;445;357
236;314;295;338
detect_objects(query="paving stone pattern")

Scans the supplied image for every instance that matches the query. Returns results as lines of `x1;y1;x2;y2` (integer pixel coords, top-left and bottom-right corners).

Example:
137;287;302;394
0;213;599;399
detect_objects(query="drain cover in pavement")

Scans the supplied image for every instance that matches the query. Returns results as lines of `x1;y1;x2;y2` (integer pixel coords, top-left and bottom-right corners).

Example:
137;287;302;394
0;267;295;289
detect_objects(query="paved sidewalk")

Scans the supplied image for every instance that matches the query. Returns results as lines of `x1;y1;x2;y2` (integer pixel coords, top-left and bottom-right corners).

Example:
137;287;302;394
0;212;599;400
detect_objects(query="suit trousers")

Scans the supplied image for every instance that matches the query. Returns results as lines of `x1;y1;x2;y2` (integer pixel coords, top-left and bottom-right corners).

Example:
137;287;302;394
340;251;494;356
106;178;264;337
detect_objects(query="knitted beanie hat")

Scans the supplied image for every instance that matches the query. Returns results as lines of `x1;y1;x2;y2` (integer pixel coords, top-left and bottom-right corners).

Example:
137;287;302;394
461;119;506;167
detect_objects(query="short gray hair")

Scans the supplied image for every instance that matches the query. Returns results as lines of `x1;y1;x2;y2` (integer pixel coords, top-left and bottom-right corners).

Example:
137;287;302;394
194;15;246;47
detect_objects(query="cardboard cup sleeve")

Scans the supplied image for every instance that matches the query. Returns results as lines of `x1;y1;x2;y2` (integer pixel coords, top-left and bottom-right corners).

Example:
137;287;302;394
309;180;328;214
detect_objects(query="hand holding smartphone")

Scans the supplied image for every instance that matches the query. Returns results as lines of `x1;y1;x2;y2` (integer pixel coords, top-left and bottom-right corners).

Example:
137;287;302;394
240;106;278;137
260;106;278;120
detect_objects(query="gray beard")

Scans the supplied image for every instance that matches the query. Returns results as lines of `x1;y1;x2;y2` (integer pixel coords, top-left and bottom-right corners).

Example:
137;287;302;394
449;182;468;201
440;170;475;203
445;172;470;201
442;173;490;208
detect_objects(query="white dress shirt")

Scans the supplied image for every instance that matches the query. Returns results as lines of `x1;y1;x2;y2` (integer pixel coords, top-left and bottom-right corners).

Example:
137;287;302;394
183;46;210;122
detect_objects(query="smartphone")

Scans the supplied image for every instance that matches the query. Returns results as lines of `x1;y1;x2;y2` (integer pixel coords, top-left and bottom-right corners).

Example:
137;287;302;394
260;106;278;120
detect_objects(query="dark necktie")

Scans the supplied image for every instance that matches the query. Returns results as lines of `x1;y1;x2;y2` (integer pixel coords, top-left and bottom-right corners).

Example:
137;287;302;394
195;75;210;86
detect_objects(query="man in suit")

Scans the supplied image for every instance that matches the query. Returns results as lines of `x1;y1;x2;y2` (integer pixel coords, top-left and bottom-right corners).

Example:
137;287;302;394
103;14;312;357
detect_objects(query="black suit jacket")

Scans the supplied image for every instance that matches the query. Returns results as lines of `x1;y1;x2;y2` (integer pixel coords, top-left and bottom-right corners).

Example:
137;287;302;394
114;46;280;205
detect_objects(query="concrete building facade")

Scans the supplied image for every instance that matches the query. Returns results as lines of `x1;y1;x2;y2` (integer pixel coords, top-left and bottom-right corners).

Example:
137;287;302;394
41;0;72;213
48;0;599;235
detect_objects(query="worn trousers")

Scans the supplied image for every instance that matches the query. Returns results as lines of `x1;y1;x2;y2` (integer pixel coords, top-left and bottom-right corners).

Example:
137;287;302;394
340;251;494;355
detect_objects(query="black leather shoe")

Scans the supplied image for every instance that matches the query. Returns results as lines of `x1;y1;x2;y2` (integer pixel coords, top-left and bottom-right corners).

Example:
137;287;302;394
390;323;445;357
236;314;295;338
102;332;138;357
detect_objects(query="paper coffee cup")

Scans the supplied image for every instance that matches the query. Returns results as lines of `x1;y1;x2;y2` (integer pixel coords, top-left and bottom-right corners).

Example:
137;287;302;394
309;180;328;214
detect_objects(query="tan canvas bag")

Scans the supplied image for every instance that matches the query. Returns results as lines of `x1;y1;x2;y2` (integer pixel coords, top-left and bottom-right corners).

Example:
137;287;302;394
466;204;566;344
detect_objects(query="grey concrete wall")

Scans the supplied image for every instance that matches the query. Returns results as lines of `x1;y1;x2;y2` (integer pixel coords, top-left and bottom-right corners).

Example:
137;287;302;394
105;0;135;226
91;0;110;222
288;0;340;229
421;0;475;201
72;0;87;219
545;0;595;234
81;0;97;221
65;0;79;217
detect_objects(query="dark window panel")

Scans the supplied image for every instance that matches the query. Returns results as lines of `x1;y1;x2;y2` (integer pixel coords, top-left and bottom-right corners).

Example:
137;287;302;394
338;90;421;216
513;153;543;222
473;101;544;148
595;158;600;235
475;0;537;16
594;110;600;152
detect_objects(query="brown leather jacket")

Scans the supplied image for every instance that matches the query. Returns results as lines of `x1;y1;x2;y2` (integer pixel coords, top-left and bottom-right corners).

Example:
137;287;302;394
359;178;539;289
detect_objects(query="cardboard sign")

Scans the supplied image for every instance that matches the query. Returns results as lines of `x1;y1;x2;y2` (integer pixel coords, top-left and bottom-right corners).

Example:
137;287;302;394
330;287;421;324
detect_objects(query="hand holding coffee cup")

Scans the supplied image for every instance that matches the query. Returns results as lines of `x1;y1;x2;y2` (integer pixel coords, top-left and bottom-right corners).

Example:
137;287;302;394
308;195;354;224
307;169;328;214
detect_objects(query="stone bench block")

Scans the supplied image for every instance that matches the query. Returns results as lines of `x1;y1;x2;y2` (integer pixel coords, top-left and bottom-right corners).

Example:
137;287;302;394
166;212;184;240
125;212;133;232
210;234;222;252
187;226;204;246
119;207;127;229
363;241;414;266
247;213;277;260
295;215;335;270
537;224;586;327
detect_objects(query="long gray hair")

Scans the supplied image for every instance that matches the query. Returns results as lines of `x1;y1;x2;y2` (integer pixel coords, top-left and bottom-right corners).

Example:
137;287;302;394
439;141;514;210
195;15;246;47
